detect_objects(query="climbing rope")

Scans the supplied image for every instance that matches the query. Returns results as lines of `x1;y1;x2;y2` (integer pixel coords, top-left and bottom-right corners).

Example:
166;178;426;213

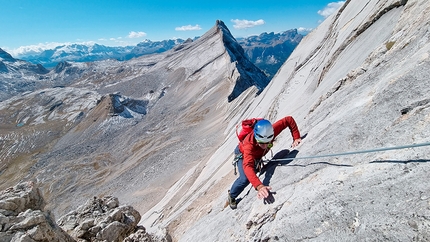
270;141;430;162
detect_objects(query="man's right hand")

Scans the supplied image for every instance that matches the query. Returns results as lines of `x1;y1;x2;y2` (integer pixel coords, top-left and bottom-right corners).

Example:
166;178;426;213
256;185;272;199
291;138;302;148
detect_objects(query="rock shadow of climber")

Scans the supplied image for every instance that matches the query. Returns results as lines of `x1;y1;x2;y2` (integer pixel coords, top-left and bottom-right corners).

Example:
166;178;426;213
257;133;308;204
238;149;299;205
256;149;300;204
260;149;299;186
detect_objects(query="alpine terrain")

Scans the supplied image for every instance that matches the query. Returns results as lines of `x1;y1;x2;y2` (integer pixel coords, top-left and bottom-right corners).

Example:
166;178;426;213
1;0;430;241
14;31;302;79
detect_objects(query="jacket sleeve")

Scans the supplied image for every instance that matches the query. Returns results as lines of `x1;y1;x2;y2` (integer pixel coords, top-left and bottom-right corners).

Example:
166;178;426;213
272;116;301;140
242;146;263;189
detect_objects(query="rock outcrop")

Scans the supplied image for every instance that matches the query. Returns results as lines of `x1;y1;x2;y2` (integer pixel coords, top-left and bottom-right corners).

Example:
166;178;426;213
0;182;170;242
123;226;171;242
57;196;141;242
0;182;74;242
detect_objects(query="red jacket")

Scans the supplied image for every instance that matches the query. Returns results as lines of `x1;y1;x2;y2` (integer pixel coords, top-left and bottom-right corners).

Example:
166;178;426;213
239;116;300;188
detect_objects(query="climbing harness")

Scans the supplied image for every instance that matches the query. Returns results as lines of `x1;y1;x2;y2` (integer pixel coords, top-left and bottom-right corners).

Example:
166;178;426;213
232;153;242;175
232;145;273;175
270;141;430;162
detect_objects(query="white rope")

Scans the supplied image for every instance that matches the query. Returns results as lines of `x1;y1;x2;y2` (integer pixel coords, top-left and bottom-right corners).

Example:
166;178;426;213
271;142;430;162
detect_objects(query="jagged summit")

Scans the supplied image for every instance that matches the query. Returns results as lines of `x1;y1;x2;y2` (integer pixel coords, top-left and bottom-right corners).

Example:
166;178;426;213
215;20;235;39
210;20;270;101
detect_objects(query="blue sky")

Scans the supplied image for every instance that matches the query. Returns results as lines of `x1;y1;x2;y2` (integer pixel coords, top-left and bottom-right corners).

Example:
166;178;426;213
1;0;344;55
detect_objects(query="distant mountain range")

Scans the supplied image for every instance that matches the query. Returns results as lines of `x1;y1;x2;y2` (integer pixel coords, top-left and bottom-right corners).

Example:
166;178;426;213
15;30;303;78
15;44;135;68
237;29;303;78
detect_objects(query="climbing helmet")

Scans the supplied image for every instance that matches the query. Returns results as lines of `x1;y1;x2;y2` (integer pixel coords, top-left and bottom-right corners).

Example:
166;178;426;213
253;119;274;144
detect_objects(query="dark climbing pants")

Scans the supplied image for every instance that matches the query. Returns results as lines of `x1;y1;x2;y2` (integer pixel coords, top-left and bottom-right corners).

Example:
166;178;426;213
230;146;251;198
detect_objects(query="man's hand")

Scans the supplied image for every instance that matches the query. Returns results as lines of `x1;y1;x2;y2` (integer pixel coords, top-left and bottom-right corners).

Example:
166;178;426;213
291;138;302;148
256;185;272;199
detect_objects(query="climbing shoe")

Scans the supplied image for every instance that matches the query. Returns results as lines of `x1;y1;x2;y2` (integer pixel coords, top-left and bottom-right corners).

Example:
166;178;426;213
227;190;237;209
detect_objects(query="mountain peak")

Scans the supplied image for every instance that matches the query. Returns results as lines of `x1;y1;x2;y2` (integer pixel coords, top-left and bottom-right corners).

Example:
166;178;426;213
215;20;237;44
216;20;231;34
210;20;270;101
0;48;16;62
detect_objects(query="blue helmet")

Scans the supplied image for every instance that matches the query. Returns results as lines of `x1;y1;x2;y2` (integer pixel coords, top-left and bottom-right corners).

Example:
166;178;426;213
254;119;274;143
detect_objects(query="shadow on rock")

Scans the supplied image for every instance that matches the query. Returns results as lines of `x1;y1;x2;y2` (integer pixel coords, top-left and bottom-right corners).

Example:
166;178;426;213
370;159;430;164
260;149;298;186
261;148;354;186
263;191;277;204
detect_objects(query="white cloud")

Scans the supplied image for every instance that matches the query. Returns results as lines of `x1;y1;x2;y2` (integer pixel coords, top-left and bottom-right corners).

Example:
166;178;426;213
297;27;313;34
128;31;147;38
175;25;202;31
231;19;265;29
318;1;345;18
97;35;137;46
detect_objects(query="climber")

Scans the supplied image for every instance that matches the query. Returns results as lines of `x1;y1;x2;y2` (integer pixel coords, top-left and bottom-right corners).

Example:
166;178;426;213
227;116;301;209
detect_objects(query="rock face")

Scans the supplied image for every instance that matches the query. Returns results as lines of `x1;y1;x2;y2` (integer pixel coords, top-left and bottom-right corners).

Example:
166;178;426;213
0;48;51;101
123;226;171;242
138;0;430;241
0;49;16;63
0;48;49;75
0;182;74;242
